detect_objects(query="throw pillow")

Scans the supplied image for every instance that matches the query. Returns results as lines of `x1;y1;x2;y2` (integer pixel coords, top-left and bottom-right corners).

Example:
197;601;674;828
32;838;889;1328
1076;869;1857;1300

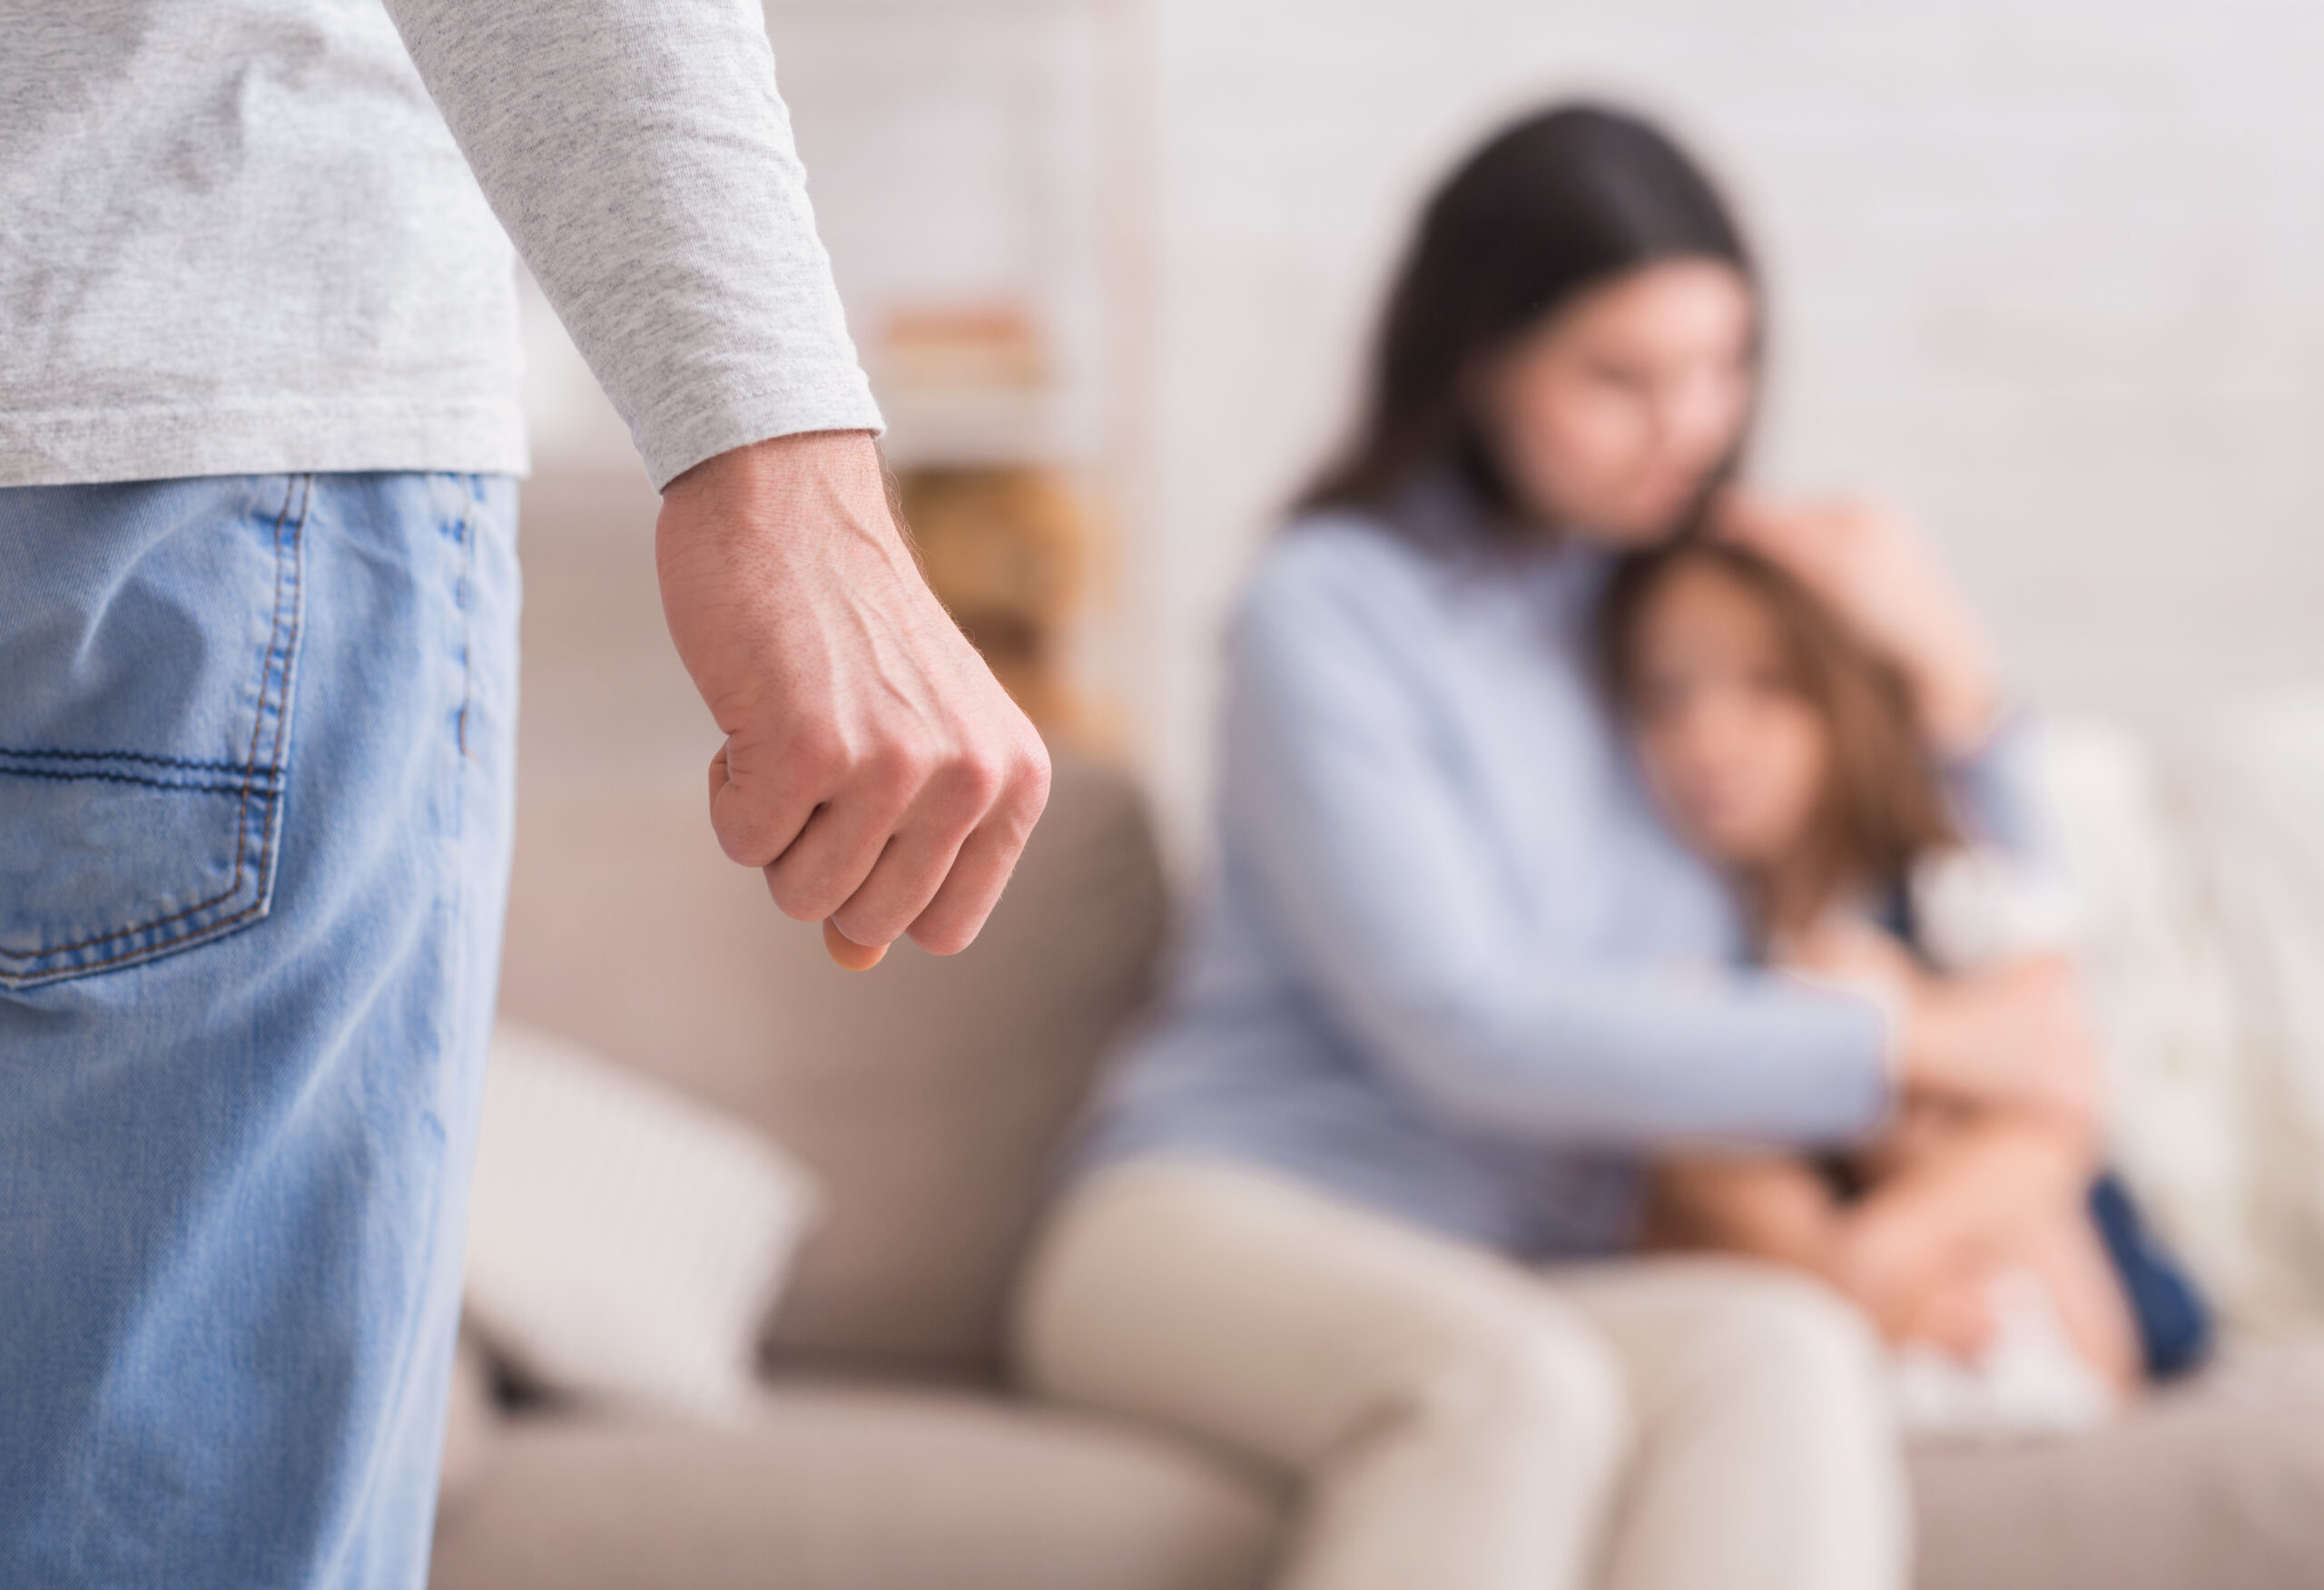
462;1020;821;1424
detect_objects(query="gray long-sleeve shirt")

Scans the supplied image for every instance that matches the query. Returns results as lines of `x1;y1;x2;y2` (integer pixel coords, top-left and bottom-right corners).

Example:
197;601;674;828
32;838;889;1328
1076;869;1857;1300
0;0;881;491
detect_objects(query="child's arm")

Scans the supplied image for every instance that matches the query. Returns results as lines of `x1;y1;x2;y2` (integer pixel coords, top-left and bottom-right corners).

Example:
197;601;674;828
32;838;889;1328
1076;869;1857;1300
1650;1153;1987;1349
1654;1151;1994;1348
1654;1101;2094;1348
1838;1105;2096;1330
1649;1154;1854;1282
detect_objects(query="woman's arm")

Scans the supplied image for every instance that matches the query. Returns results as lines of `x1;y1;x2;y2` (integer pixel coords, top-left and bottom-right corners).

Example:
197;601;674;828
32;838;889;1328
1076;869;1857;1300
1709;493;1997;756
1783;920;2097;1124
1842;1104;2097;1306
1220;533;1894;1149
1936;712;2049;859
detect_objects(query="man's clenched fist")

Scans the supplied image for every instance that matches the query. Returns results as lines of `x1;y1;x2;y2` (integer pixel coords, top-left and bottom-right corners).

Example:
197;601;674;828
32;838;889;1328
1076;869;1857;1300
655;431;1051;965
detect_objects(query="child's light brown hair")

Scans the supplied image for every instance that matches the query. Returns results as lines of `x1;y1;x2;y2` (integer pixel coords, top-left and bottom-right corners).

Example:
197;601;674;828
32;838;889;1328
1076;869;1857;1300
1598;539;1959;909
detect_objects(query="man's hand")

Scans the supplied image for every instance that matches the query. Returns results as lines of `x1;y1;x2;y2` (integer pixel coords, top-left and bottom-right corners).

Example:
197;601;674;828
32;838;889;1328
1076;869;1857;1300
655;432;1051;965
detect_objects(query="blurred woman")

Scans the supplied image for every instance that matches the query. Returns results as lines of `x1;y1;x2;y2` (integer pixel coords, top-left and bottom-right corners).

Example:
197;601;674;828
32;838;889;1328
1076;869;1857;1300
1013;103;2091;1590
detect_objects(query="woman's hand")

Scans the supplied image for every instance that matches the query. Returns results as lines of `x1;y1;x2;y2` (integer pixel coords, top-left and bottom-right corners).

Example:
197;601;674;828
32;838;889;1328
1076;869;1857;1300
1901;954;2100;1124
1772;914;1921;1007
1777;919;2097;1127
1710;490;2001;755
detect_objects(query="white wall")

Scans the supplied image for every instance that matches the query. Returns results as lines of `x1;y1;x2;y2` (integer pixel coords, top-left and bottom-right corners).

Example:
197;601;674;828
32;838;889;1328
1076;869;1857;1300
527;0;1122;479
1129;0;2324;863
519;1;2324;864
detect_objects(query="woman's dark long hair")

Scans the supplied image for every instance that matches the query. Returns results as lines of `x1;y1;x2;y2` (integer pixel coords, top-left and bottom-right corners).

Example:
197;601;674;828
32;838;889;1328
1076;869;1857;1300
1298;103;1758;531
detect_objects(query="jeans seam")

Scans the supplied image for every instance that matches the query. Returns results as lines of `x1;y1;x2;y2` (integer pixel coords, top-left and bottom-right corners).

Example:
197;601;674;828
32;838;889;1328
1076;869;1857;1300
0;766;255;795
350;473;487;1590
0;747;261;774
0;475;310;970
453;477;477;761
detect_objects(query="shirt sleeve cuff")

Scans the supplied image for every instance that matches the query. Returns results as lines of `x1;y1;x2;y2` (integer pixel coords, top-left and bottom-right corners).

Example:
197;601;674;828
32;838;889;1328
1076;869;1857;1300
1780;967;1906;1138
636;369;888;492
1939;702;2045;855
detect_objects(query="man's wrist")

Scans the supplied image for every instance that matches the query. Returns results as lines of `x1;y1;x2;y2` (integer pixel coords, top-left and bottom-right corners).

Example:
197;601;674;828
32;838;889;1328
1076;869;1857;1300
655;430;909;583
661;429;881;501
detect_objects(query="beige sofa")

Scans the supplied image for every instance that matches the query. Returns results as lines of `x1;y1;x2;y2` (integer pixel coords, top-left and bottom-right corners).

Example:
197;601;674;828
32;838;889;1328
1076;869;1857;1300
430;746;2324;1590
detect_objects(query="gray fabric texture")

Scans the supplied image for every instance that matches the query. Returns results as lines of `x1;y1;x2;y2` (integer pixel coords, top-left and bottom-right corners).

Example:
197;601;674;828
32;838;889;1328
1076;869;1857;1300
0;0;881;490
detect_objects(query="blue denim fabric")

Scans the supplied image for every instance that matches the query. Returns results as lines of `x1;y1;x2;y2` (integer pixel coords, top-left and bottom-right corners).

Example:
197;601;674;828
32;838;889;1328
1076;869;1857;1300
0;472;520;1588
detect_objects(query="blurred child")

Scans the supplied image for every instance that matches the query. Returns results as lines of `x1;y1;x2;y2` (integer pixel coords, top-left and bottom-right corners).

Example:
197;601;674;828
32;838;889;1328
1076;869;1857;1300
1599;538;2209;1437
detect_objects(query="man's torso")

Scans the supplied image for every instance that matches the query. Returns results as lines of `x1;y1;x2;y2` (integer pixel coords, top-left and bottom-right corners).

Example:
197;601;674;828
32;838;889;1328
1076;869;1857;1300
0;1;523;487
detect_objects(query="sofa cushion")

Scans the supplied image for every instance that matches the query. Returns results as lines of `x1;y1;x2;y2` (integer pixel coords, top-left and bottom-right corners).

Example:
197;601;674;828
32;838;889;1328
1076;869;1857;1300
428;1384;1279;1590
496;751;1168;1379
1911;1345;2324;1590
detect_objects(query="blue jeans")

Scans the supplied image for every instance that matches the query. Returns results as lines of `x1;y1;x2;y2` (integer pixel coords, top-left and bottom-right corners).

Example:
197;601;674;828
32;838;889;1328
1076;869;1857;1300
1;473;520;1588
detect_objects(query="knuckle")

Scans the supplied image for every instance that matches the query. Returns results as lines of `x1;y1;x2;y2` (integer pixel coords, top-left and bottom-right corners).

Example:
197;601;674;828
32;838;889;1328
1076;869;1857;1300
762;870;829;924
865;736;933;805
708;802;776;869
828;906;896;949
911;908;987;958
916;928;975;958
944;748;1009;814
992;755;1051;839
1016;743;1054;812
714;826;768;869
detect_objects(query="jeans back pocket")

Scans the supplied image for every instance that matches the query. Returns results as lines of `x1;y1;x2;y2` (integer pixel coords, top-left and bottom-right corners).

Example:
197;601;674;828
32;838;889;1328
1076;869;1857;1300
0;476;309;989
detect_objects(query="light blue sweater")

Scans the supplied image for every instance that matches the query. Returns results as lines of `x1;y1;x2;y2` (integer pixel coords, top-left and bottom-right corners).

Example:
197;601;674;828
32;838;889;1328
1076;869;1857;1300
1080;493;2034;1256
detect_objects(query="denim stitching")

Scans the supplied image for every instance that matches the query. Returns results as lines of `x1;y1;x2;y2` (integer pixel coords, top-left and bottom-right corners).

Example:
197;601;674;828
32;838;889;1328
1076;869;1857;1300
0;476;309;969
3;475;309;969
41;477;313;976
0;747;259;774
0;766;257;795
454;478;476;760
